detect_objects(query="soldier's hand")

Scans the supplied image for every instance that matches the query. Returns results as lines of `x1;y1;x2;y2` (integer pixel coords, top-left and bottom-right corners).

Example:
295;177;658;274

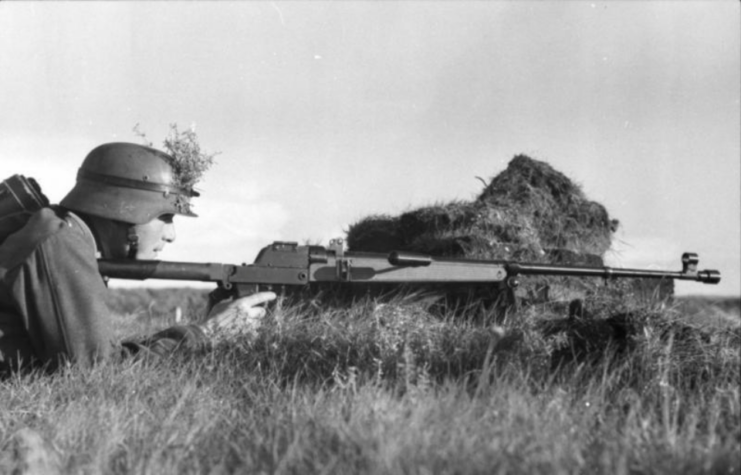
202;291;277;342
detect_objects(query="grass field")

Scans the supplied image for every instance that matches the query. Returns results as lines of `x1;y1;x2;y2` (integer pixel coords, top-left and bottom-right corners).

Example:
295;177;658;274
1;290;739;474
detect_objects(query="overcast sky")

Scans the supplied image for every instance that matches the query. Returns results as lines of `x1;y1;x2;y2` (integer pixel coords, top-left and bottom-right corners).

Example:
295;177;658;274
1;2;738;296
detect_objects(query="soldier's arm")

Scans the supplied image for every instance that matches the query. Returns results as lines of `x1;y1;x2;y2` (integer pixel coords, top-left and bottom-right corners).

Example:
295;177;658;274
8;218;210;371
8;221;114;370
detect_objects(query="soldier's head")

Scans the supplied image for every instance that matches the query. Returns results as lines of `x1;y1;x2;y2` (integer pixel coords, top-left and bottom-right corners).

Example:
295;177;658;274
61;142;200;259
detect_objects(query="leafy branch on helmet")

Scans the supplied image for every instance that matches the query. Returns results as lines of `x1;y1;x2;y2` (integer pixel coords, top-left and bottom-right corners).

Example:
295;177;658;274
133;123;218;193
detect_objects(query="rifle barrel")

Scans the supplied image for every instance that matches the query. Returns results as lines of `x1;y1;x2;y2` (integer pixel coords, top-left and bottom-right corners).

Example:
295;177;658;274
506;263;720;283
98;260;229;282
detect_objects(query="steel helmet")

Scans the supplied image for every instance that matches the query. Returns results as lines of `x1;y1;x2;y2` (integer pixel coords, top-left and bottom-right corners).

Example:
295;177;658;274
60;142;199;224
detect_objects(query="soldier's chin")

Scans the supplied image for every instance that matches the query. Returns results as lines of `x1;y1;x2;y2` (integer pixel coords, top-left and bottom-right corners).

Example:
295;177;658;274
137;249;160;260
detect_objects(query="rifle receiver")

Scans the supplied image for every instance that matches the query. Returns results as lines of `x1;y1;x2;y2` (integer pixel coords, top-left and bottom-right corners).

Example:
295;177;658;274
388;251;433;267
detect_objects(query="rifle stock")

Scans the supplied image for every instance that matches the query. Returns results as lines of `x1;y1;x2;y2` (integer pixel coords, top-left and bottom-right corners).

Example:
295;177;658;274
97;241;721;304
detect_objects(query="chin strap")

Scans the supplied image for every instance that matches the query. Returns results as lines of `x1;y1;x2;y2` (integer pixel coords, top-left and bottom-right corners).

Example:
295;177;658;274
127;225;139;259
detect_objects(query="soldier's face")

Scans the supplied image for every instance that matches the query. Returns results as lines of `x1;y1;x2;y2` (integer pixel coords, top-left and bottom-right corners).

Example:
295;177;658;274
132;214;176;259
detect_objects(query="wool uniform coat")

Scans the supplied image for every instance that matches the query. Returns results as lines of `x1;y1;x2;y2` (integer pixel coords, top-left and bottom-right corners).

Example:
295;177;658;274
0;207;209;375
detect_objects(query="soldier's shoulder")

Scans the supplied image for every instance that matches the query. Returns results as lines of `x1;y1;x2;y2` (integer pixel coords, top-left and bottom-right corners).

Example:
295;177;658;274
16;208;69;242
0;208;84;270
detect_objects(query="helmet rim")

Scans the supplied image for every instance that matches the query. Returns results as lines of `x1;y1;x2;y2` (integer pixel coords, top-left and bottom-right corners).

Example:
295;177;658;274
60;142;200;224
61;179;197;225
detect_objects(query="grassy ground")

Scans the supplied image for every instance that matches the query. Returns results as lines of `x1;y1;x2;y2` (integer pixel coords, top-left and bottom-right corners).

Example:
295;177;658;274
1;292;739;474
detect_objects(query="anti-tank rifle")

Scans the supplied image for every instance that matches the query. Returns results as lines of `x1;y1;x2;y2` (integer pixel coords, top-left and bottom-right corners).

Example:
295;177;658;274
98;240;721;307
0;174;723;306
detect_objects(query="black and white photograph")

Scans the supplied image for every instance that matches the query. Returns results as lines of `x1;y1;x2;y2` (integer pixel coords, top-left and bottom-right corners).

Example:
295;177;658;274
1;2;739;473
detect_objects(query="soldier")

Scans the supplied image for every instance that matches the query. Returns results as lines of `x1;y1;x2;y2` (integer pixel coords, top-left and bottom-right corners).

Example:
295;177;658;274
0;142;275;375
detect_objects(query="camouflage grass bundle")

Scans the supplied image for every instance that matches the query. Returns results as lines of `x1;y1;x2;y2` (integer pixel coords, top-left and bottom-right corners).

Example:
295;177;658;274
347;154;617;264
475;155;617;257
345;214;404;253
345;154;635;312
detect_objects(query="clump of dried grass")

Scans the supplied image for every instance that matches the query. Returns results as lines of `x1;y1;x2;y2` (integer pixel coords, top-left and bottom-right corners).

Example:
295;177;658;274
345;154;642;313
345;214;404;253
475;154;617;257
347;154;617;264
